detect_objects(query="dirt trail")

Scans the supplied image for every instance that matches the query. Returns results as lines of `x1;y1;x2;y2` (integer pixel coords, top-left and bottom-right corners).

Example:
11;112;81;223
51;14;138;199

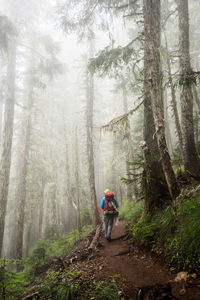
100;222;171;287
70;221;200;299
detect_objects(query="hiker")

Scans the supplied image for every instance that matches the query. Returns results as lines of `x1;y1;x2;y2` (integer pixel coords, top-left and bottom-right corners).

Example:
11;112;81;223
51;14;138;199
100;189;119;241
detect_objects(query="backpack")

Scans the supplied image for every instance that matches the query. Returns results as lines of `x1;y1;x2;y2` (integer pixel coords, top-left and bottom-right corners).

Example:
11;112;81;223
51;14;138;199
104;193;118;215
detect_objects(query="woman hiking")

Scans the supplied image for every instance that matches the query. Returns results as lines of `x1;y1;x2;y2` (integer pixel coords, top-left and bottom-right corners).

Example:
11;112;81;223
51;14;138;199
100;189;119;241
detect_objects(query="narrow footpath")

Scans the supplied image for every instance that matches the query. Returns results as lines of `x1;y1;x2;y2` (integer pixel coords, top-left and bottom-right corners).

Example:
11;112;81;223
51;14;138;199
69;221;200;299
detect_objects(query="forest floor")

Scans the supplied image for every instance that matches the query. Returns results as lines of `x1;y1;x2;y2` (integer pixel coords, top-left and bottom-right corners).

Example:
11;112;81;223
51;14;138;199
68;221;200;299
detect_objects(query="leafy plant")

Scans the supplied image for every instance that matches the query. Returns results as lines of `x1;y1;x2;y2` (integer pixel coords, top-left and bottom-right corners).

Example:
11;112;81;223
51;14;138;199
41;270;74;300
120;200;144;225
85;281;119;300
0;258;28;299
81;207;92;226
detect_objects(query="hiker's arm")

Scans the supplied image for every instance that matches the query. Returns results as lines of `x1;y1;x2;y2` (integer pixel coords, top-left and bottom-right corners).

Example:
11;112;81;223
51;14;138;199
100;198;105;209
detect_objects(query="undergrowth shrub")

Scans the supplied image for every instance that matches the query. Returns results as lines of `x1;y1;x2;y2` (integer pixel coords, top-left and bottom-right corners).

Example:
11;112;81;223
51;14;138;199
85;281;119;300
176;193;200;267
133;215;156;247
24;226;92;278
120;200;144;225
81;207;92;226
153;206;176;241
41;270;74;300
122;193;200;269
0;258;28;299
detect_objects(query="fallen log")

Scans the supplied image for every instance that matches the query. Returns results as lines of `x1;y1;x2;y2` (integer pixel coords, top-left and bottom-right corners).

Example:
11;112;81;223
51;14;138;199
88;223;102;250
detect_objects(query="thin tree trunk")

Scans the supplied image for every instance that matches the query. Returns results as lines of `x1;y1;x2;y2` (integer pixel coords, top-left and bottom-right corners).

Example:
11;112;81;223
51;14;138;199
165;34;183;154
194;111;199;146
143;0;180;200
38;178;45;238
16;79;33;259
122;88;138;199
177;0;200;177
192;85;200;114
0;89;4;147
75;127;81;233
86;38;100;226
65;135;76;233
164;90;173;157
0;41;16;255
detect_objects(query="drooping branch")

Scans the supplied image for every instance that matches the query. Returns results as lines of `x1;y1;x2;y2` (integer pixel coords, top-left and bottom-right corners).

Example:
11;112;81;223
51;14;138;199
100;98;144;131
88;37;142;76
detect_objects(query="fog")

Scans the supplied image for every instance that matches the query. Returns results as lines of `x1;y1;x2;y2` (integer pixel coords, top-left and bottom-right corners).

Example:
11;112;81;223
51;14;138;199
0;0;199;258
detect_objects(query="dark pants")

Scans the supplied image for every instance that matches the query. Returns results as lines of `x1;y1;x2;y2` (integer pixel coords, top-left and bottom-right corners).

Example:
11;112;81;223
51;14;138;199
104;213;114;239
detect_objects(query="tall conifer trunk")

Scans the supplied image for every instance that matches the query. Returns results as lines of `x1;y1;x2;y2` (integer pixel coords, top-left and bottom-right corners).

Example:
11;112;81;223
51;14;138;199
75;127;81;232
0;41;16;255
86;37;100;226
15;75;33;259
143;0;180;200
165;35;183;154
122;88;138;199
177;0;200;177
143;52;170;212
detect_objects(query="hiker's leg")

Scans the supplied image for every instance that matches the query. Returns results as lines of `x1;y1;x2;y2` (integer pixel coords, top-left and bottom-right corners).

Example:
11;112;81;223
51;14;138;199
107;215;114;239
104;215;109;238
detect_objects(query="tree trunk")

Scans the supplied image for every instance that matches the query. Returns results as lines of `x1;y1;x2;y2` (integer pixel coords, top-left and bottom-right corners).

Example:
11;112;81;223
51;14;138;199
0;88;4;147
165;34;183;154
75;127;81;233
164;90;173;157
16;75;33;259
143;61;170;212
122;88;138;199
177;0;200;177
143;0;180;200
38;177;45;238
192;85;200;114
0;41;16;255
86;38;100;227
194;111;199;146
64;135;76;233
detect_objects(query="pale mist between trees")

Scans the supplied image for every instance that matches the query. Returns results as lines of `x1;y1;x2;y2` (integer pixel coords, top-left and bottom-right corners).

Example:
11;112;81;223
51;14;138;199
0;0;199;259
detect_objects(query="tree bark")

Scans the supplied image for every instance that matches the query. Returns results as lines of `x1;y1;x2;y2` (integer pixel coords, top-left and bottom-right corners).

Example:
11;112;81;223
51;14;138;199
143;0;180;200
0;41;16;255
143;64;170;212
177;0;200;177
75;127;81;233
15;84;33;259
86;38;100;227
165;34;183;154
122;88;138;199
64;134;76;233
192;85;200;114
164;90;173;157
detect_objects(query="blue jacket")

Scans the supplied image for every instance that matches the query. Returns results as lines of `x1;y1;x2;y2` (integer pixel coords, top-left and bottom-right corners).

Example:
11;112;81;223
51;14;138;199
100;196;119;210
